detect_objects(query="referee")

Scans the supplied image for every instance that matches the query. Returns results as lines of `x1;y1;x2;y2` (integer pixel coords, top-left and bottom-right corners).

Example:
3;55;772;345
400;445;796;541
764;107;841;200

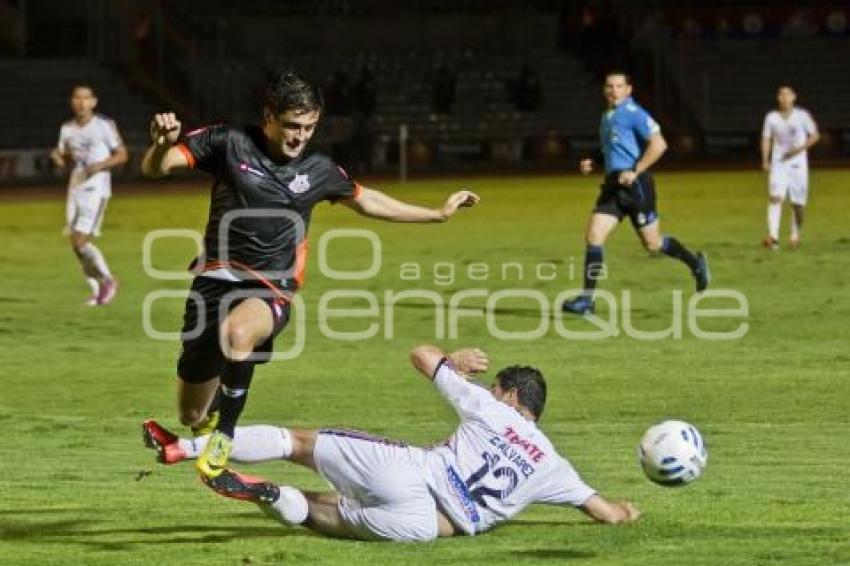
562;71;709;315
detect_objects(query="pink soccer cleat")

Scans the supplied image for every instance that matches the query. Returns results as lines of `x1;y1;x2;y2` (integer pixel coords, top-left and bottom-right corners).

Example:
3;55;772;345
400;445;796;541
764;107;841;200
97;278;118;305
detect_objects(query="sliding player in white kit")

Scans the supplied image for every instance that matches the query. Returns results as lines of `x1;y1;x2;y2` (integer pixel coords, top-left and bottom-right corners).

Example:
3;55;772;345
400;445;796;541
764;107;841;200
761;85;819;250
142;345;639;541
50;84;127;305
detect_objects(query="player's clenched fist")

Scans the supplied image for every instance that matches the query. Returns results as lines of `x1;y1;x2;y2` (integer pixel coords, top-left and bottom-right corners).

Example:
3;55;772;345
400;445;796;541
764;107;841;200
149;112;182;146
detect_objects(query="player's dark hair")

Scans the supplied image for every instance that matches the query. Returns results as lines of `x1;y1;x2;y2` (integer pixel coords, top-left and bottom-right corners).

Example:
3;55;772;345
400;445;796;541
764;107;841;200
496;365;547;421
604;70;632;85
264;70;324;116
70;83;96;96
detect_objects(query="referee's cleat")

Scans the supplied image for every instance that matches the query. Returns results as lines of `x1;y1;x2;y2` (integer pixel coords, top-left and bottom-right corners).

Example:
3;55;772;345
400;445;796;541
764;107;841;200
142;419;186;464
196;430;233;479
191;410;220;438
201;468;280;504
561;296;595;315
693;252;710;292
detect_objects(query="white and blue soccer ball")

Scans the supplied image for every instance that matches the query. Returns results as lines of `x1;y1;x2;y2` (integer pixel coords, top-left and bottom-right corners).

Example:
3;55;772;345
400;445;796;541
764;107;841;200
638;420;707;486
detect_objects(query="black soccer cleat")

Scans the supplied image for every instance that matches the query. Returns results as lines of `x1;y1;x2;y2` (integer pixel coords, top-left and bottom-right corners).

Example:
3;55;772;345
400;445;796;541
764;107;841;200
561;296;595;315
693;252;710;292
201;469;280;504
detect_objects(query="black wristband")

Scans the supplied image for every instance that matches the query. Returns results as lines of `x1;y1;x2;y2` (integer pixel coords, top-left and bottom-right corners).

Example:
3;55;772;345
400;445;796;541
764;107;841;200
433;356;450;379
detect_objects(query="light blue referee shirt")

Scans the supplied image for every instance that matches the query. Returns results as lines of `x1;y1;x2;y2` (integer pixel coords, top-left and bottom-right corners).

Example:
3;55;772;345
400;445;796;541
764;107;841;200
600;96;661;173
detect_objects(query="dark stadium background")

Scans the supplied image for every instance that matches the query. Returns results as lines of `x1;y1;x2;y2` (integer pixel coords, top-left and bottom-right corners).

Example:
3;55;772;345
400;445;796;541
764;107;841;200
1;0;849;181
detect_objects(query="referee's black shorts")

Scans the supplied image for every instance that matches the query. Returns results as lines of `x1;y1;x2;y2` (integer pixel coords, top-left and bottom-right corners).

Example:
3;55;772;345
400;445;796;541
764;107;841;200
593;170;659;229
177;276;291;384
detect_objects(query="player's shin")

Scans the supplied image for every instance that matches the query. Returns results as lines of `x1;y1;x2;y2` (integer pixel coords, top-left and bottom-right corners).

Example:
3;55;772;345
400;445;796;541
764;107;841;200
78;242;113;281
790;205;804;241
660;236;699;270
582;244;605;298
191;389;222;436
182;425;293;462
216;359;255;438
768;201;782;241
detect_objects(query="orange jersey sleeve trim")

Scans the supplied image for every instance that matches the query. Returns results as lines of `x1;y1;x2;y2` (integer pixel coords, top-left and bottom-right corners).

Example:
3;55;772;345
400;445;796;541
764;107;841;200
176;143;196;169
294;238;310;288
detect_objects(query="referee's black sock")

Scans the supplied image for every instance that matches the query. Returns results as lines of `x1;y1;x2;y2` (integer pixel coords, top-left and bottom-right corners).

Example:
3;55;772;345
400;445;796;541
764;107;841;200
216;360;255;438
582;244;605;298
661;236;700;271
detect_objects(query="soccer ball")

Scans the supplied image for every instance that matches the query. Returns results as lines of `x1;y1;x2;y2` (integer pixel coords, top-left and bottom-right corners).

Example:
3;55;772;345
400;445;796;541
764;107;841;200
638;420;707;486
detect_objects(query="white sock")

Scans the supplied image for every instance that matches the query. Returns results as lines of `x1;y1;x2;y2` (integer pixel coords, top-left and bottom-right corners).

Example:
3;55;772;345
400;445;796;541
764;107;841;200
75;250;99;280
179;425;293;462
86;277;99;296
79;243;112;281
767;202;782;240
790;210;801;240
263;486;308;525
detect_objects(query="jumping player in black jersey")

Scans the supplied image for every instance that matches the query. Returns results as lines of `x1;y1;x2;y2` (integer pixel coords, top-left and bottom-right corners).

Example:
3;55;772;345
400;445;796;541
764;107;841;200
140;71;479;481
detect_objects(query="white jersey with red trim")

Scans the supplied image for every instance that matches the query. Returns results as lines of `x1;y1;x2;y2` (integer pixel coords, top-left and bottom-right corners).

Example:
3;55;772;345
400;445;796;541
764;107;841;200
761;108;817;171
414;362;596;535
57;114;122;197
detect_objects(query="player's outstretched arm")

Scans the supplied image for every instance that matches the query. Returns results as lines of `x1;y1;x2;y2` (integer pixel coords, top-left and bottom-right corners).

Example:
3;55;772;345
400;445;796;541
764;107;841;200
580;494;640;525
343;187;479;223
410;344;489;381
141;112;190;178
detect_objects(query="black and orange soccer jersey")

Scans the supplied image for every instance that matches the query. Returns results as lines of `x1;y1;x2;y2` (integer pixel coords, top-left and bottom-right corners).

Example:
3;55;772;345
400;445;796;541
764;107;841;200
177;124;362;291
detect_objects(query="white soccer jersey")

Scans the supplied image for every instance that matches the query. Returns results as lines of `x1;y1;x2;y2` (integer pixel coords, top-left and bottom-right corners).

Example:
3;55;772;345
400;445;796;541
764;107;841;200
57;114;122;196
416;362;596;535
761;108;817;169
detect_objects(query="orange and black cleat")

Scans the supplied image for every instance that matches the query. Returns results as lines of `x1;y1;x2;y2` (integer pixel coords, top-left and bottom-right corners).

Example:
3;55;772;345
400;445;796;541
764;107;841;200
201;469;280;504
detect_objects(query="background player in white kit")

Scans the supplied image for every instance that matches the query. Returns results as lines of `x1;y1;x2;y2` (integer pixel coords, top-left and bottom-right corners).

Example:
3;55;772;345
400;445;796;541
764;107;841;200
760;85;819;250
143;345;639;541
50;84;127;305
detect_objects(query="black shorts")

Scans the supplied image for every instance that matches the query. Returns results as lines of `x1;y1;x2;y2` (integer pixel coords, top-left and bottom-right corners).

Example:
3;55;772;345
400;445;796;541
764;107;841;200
593;171;659;229
177;276;291;384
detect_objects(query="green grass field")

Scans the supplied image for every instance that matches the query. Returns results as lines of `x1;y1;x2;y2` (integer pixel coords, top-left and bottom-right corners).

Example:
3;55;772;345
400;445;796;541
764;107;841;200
1;170;849;565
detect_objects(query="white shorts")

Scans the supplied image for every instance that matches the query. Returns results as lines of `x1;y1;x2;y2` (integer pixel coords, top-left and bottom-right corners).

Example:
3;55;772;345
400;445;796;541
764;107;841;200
314;429;439;542
769;164;809;205
66;186;109;236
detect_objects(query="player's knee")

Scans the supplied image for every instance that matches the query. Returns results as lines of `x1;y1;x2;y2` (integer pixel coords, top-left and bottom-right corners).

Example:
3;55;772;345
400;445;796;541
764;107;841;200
769;195;783;204
223;324;256;361
586;232;605;247
179;407;205;427
290;428;317;454
70;233;89;252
